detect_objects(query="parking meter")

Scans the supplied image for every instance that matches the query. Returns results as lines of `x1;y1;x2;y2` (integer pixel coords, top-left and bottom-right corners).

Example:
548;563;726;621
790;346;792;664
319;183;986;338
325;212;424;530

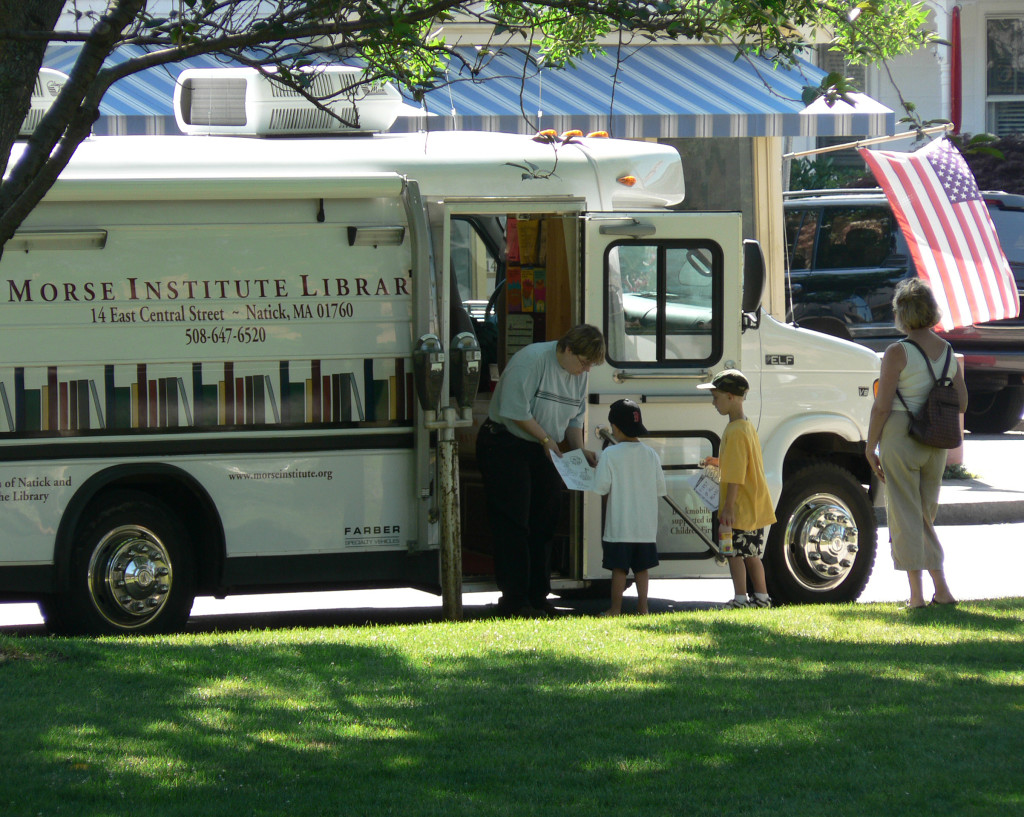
449;331;482;411
412;333;445;416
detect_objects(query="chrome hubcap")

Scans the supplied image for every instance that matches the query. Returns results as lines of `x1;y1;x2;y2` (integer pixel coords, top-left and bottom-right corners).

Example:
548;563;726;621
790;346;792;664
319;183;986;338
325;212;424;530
87;525;173;628
782;492;860;592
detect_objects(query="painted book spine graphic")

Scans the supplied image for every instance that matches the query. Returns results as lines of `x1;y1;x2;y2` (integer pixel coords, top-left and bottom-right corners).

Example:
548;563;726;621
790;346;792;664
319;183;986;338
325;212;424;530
0;357;415;435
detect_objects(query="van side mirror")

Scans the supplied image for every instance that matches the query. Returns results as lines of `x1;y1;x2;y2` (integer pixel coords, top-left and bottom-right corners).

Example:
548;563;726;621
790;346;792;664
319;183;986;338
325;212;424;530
742;239;766;314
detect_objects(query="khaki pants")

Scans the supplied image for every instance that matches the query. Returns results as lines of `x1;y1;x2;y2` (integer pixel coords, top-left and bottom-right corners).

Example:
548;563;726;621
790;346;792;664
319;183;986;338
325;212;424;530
879;412;947;571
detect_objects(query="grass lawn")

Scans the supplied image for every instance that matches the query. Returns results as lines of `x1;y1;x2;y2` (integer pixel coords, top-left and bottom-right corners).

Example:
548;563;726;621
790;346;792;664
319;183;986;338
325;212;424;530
1;599;1022;817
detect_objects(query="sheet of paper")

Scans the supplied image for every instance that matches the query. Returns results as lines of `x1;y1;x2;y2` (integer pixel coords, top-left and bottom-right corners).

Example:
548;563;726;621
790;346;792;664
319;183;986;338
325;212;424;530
690;472;720;511
550;448;595;491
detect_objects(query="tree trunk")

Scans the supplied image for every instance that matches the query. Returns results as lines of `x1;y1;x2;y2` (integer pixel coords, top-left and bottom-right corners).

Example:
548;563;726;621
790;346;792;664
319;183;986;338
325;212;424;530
0;0;146;252
0;1;64;180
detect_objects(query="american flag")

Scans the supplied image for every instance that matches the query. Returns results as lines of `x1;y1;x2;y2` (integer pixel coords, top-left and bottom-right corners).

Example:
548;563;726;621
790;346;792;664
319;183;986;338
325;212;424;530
859;138;1019;330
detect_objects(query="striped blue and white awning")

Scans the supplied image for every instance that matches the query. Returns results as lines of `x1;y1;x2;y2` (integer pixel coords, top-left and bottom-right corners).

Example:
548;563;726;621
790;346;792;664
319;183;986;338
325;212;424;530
43;43;894;138
394;45;894;138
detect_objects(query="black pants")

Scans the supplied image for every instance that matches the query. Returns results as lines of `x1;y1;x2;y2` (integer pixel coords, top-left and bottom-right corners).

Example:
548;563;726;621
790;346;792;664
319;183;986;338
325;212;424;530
476;421;562;609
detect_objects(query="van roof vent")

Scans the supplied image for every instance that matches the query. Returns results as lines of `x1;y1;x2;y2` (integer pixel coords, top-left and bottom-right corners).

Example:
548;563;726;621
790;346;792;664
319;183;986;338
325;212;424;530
19;68;68;137
173;66;403;136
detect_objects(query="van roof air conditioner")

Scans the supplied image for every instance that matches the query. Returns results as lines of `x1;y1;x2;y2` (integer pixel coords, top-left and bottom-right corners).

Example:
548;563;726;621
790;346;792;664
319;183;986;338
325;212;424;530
19;68;68;137
174;66;404;136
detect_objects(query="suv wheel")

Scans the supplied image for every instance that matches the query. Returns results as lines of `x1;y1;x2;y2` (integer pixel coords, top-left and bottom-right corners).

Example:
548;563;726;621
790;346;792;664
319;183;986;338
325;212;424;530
964;386;1024;435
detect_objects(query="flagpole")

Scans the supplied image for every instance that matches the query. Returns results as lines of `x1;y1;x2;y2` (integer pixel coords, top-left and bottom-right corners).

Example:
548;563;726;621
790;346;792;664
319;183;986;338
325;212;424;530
782;123;954;161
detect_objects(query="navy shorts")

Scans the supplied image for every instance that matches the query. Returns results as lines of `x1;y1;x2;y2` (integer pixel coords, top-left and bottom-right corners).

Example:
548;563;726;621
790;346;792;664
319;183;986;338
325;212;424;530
732;528;766;558
602;541;659;573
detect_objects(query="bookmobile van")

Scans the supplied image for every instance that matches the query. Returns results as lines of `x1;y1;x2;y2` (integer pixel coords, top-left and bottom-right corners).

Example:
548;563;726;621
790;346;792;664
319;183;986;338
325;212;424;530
0;67;881;634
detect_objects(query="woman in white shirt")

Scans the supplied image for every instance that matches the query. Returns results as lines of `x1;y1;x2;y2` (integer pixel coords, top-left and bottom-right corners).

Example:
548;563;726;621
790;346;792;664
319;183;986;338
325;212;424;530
866;278;968;609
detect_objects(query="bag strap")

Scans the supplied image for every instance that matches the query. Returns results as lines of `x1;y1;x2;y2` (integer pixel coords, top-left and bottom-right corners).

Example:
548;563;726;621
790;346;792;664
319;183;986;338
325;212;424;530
901;338;952;383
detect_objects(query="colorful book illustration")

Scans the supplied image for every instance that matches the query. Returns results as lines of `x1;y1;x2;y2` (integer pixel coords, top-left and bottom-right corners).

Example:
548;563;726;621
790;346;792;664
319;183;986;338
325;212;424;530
0;356;413;435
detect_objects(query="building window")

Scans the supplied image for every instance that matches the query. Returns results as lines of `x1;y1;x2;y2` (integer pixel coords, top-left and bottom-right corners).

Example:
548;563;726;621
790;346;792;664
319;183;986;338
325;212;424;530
987;18;1024;136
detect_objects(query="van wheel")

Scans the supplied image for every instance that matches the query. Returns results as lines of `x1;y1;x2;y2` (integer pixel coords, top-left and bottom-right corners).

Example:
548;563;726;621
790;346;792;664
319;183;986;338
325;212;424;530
964;386;1024;435
44;492;195;636
764;464;876;604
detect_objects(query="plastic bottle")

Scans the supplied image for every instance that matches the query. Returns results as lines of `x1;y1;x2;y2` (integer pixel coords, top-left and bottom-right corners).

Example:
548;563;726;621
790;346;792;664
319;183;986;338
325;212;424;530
719;523;734;557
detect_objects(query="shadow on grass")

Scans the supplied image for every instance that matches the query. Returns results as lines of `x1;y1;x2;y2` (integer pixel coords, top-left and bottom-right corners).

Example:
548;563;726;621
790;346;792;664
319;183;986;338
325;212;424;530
1;600;1022;817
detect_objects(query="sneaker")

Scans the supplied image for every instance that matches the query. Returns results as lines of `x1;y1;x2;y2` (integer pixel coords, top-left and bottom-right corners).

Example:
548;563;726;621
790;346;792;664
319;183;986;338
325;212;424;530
749;596;772;608
723;598;750;609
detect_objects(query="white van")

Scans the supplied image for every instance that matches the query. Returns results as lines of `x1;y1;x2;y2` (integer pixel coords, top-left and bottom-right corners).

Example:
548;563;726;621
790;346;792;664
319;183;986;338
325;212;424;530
0;67;881;634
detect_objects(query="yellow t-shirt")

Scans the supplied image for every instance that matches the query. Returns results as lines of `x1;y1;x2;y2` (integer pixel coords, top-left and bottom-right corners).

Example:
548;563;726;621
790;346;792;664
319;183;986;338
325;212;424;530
719;418;776;531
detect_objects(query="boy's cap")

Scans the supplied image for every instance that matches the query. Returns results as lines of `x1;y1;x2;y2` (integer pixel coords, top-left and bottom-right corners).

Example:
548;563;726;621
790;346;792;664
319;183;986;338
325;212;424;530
696;369;749;396
609;398;647;436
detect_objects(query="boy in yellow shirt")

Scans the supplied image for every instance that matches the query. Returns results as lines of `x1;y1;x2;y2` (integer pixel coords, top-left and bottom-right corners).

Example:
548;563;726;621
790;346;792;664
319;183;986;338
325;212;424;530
698;370;777;608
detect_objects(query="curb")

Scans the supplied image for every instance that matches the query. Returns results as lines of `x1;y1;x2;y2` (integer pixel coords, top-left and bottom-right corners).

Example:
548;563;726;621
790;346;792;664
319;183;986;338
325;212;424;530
875;498;1024;527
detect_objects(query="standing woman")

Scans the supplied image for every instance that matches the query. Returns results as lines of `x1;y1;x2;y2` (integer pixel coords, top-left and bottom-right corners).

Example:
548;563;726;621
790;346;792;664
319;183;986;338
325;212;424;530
865;278;967;608
476;324;605;618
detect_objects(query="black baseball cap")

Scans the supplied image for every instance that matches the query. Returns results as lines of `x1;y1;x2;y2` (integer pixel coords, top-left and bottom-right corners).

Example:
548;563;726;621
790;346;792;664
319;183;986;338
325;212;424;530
696;369;749;396
609;398;647;436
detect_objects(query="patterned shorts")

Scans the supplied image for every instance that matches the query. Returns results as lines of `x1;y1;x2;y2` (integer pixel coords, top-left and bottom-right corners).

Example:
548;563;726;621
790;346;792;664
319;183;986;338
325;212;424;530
732;528;766;558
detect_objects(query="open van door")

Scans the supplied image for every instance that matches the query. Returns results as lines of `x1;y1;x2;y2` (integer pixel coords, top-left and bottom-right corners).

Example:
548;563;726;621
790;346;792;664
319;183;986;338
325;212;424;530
580;211;746;581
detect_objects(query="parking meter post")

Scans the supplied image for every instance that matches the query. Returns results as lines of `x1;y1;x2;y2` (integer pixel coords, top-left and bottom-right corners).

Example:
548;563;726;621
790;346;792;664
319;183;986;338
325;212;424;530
438;422;463;621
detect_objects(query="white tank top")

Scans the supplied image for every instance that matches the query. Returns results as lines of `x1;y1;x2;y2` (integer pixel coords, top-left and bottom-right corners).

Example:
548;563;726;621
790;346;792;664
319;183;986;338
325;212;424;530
895;340;957;414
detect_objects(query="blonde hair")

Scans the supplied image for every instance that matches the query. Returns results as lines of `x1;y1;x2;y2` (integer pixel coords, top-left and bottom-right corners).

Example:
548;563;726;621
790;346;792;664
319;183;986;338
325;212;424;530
893;278;942;332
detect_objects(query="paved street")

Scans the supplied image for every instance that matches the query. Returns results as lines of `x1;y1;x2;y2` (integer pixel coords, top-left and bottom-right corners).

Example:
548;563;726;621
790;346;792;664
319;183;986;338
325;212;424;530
1;431;1021;632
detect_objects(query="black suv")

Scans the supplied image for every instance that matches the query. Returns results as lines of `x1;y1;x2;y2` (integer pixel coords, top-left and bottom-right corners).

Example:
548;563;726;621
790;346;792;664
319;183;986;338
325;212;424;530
784;189;1024;433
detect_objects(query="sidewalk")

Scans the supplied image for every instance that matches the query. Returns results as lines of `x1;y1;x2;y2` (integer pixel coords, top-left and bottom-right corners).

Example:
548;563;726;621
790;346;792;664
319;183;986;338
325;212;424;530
875;428;1024;526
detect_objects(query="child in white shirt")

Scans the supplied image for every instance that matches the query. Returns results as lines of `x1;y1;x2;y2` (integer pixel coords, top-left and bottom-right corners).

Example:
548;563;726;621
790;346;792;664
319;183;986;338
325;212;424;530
593;399;666;615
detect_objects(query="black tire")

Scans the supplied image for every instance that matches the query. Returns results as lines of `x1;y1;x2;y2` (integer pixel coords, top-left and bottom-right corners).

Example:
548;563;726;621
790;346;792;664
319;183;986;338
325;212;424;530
764;464;876;604
964;386;1024;435
42;491;196;636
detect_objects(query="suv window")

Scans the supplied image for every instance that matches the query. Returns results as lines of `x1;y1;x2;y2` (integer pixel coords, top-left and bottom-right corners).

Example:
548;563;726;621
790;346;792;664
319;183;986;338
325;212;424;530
814;207;895;270
784;203;907;344
990;207;1024;273
785;209;817;271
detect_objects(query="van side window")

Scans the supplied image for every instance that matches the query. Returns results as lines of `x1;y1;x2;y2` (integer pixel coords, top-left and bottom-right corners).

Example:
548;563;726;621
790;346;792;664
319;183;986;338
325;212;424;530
815;207;895;270
605;240;720;365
